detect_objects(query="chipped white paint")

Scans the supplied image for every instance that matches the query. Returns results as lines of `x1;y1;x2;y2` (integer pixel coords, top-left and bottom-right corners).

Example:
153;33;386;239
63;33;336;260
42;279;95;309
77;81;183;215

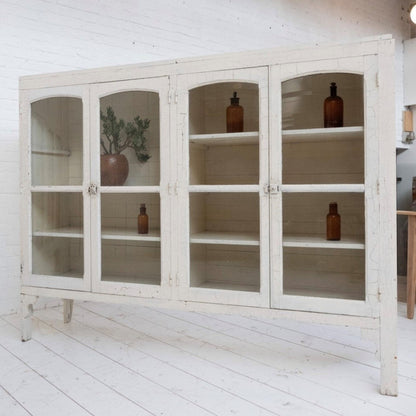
20;37;397;395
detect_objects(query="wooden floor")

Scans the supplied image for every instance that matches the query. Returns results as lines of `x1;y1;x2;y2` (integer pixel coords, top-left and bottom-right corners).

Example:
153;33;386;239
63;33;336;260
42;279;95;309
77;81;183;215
0;301;415;416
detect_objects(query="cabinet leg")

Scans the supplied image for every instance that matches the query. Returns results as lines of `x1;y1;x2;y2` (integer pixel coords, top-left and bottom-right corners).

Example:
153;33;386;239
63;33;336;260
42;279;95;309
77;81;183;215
21;295;38;342
63;299;74;324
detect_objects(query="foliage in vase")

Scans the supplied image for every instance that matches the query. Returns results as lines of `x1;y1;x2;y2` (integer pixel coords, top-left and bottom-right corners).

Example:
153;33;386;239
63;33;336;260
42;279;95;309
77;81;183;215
100;106;151;163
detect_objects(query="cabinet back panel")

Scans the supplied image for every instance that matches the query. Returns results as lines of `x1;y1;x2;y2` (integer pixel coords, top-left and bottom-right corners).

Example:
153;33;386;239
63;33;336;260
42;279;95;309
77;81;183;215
282;73;363;130
283;247;365;300
282;139;364;184
190;244;260;289
190;193;259;234
101;193;160;231
283;193;364;237
189;83;259;135
101;240;160;284
31;97;83;186
32;237;83;277
32;193;83;232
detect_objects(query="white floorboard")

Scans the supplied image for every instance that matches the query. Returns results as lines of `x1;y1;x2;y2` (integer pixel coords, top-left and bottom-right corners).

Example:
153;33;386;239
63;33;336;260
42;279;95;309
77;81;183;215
0;301;415;416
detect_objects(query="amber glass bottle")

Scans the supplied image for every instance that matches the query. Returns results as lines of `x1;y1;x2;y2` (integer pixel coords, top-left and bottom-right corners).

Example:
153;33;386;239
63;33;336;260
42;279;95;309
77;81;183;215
324;82;343;128
326;202;341;241
226;92;244;133
138;203;149;234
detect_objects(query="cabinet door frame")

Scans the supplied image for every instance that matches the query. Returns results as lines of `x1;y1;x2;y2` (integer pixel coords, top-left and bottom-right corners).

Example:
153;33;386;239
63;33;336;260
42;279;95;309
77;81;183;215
270;55;381;317
175;66;270;307
20;85;91;291
89;76;171;298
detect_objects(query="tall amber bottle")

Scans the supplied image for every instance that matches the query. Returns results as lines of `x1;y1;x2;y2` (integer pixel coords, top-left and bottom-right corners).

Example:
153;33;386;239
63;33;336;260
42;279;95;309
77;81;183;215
138;203;149;234
324;82;343;128
226;92;244;133
326;202;341;241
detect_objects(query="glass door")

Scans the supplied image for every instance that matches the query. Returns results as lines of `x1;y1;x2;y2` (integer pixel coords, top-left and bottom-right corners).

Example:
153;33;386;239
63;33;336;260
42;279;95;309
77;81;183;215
90;77;170;298
21;86;90;290
270;58;379;316
176;67;269;307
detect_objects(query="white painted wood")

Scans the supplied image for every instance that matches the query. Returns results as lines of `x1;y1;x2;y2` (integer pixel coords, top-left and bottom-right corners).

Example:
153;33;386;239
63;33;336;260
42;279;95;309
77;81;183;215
20;37;397;394
281;184;365;193
190;231;259;246
63;299;74;323
189;131;259;145
283;126;363;142
377;39;398;397
283;235;365;249
20;295;37;342
189;184;260;192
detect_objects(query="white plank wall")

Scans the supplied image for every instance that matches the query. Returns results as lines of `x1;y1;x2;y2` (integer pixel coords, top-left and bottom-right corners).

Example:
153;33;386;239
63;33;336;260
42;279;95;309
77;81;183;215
0;302;415;415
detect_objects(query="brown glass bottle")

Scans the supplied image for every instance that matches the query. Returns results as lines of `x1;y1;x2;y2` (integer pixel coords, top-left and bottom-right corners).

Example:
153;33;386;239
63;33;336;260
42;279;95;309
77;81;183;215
138;203;149;234
326;202;341;241
226;92;244;133
324;82;343;128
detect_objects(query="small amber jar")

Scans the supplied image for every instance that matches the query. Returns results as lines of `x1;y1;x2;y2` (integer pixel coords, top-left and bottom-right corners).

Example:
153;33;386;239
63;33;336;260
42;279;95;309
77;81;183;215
324;82;343;128
326;202;341;241
226;92;244;133
138;203;149;234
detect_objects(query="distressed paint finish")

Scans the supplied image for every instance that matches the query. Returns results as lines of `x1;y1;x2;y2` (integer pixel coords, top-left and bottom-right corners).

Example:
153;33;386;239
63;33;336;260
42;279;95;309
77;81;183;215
20;37;397;394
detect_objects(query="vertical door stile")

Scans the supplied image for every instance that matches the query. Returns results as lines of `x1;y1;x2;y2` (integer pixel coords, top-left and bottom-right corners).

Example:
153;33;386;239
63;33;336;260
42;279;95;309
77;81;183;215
269;64;283;309
90;84;101;293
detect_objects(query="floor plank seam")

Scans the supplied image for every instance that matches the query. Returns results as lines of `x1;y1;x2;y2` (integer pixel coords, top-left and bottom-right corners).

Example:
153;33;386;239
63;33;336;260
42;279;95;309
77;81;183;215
0;341;95;416
0;316;156;416
33;314;222;416
0;383;33;416
80;303;403;415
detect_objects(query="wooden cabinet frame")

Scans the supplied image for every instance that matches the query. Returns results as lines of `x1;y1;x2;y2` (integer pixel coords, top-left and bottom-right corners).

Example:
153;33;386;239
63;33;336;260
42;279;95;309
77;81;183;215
20;36;397;395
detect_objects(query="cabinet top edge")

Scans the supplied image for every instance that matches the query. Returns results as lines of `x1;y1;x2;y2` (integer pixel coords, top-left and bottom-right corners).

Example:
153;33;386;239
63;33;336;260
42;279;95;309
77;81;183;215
19;34;394;90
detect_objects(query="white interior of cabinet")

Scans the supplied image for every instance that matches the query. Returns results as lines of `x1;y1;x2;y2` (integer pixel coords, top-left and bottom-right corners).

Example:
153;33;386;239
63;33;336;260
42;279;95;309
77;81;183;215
100;193;161;284
31;193;84;278
281;72;365;301
189;193;260;290
189;83;259;185
31;97;83;186
100;91;160;186
282;73;364;130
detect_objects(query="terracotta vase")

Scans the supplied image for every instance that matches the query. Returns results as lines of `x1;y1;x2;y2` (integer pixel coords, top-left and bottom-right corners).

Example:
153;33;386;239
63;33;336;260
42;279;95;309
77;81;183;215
100;154;129;186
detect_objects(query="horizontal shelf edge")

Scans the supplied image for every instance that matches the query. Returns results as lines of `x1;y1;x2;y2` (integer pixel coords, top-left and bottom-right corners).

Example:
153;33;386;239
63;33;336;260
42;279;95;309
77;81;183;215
281;184;365;193
189;185;259;193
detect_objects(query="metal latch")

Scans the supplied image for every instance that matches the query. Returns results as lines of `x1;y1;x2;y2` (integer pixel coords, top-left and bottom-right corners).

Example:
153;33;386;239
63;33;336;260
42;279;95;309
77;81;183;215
264;184;279;194
88;184;98;195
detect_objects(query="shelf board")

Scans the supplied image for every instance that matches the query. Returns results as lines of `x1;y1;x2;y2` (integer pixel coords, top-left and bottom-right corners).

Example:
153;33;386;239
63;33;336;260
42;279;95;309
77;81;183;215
194;281;260;293
282;126;363;143
32;227;83;238
283;235;365;250
101;275;160;285
189;131;259;146
189;184;259;193
190;231;260;246
101;227;161;242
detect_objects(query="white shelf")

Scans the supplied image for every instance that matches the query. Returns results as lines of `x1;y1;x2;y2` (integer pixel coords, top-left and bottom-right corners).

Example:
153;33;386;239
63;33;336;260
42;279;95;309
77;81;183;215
101;275;160;285
101;227;160;242
282;126;363;143
283;235;365;250
189;131;259;146
32;148;71;157
190;231;259;246
195;281;260;293
189;185;259;193
32;227;83;238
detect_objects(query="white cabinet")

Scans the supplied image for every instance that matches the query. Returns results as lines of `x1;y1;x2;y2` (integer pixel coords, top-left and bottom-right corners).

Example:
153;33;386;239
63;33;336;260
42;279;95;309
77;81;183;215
20;37;397;395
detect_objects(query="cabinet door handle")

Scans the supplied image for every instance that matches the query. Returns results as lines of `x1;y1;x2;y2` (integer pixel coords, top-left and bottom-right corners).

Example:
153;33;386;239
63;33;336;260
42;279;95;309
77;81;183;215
88;184;98;195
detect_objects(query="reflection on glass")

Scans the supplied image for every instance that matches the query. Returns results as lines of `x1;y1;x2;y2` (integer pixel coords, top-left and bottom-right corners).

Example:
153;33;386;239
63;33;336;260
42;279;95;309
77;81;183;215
31;97;83;186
